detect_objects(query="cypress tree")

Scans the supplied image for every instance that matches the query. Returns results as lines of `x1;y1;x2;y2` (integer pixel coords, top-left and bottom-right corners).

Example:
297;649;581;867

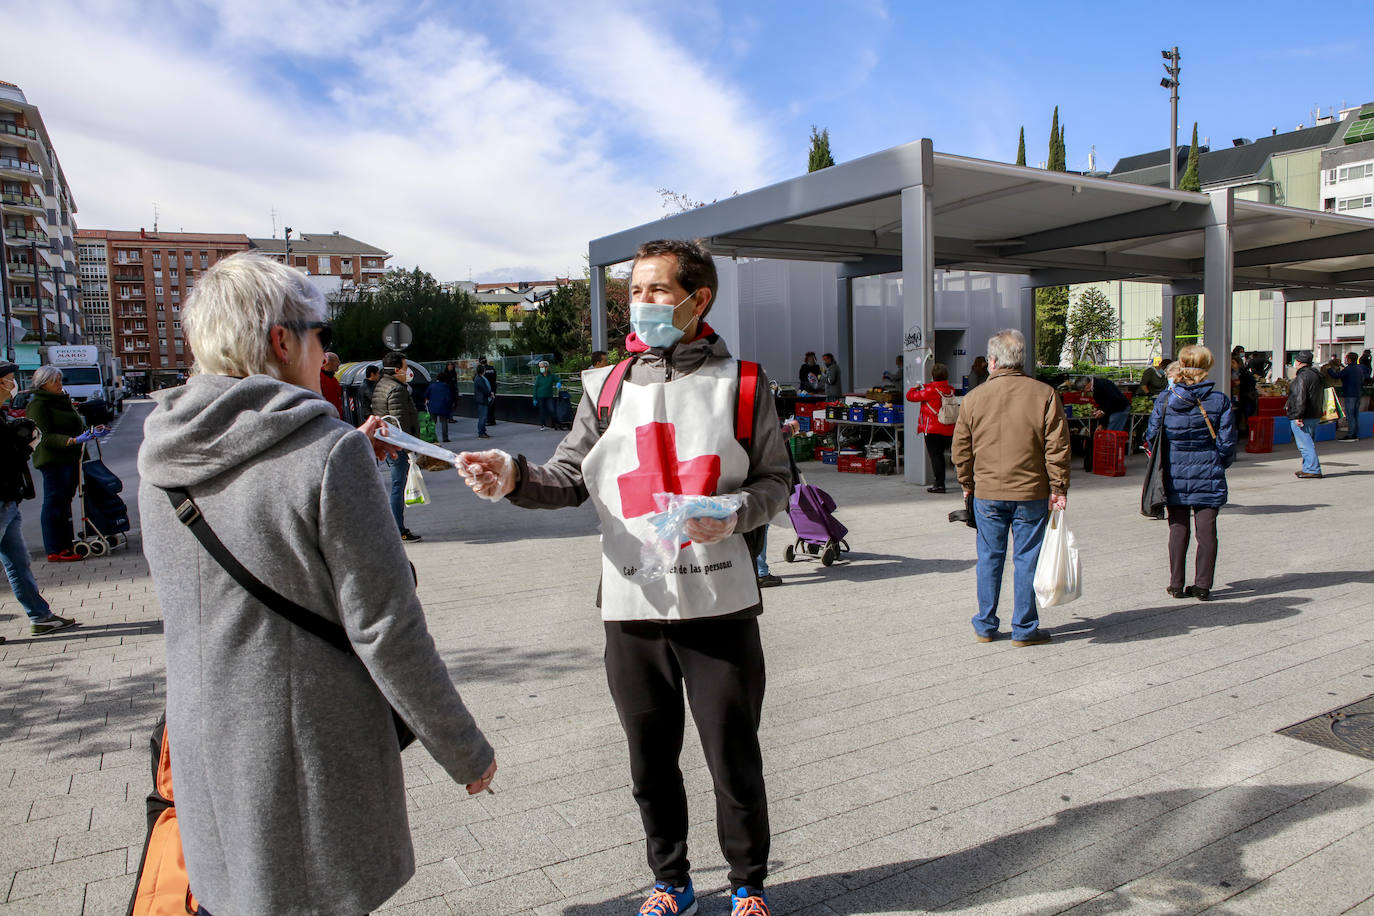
1035;107;1070;366
1016;127;1026;166
1048;106;1060;169
807;126;835;172
1179;122;1201;192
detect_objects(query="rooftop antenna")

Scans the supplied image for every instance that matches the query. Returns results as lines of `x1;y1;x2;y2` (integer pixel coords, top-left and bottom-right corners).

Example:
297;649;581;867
270;207;278;239
152;201;159;233
1088;145;1096;171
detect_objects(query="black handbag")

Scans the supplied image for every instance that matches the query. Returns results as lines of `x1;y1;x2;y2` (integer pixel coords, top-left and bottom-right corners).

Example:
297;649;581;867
1140;424;1167;519
161;488;415;749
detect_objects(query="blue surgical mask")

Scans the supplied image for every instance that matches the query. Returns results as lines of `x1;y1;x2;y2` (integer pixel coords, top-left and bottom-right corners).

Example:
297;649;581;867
630;292;696;349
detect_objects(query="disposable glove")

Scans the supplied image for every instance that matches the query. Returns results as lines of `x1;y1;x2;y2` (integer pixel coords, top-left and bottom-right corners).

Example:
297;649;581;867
72;431;93;444
684;511;738;545
456;449;516;502
92;427;111;439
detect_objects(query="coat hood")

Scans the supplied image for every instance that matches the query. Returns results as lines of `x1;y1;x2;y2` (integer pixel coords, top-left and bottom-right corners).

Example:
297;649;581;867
138;374;337;489
1167;380;1216;410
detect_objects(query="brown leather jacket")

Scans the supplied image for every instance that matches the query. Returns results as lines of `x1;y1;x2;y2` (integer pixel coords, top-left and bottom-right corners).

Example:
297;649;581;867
952;368;1070;500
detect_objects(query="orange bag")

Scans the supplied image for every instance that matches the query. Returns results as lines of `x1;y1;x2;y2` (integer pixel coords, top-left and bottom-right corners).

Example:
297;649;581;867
128;714;200;916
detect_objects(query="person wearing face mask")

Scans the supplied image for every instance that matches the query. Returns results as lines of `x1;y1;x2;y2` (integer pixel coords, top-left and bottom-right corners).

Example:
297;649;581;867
371;351;423;541
533;360;560;430
0;363;73;638
457;238;790;916
26;365;107;563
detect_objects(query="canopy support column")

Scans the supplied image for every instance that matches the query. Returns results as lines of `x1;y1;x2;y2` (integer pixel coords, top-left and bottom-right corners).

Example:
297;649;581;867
1019;282;1036;374
1203;190;1234;387
590;265;607;351
901;139;935;486
1271;291;1288;381
836;274;853;391
1161;284;1177;360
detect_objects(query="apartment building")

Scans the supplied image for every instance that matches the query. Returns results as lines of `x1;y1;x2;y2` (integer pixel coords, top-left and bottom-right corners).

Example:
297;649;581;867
1070;105;1374;368
0;79;84;358
248;231;390;291
77;235;110;348
77;229;250;390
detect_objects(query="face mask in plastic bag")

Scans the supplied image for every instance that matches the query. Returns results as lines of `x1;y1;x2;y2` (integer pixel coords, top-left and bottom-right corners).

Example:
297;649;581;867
372;419;459;465
628;492;744;585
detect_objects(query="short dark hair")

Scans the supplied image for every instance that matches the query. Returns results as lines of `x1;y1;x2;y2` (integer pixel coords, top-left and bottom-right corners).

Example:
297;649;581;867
804;351;816;360
364;365;380;378
822;352;834;362
591;350;607;362
382;351;405;370
633;239;718;315
931;363;948;381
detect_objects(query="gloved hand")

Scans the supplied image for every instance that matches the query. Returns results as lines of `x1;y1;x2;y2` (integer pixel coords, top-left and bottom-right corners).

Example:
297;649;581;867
72;431;93;445
456;449;516;502
684;511;738;545
92;427;111;439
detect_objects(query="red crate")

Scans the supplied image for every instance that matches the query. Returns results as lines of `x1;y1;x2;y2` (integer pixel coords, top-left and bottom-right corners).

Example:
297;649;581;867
1246;415;1274;453
1091;429;1128;477
810;417;831;434
837;455;878;474
793;401;817;418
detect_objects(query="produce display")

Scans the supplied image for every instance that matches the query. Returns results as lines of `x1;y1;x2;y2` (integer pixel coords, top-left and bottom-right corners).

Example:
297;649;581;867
1131;395;1155;414
1071;403;1094;418
1257;380;1290;396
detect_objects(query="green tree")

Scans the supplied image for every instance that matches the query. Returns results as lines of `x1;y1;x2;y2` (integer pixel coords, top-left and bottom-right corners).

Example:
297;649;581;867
508;282;594;363
808;125;835;172
1034;286;1070;366
329;267;491;362
1016;126;1026;166
1144;315;1163;358
1179;122;1201;191
1173;295;1199;355
1048;106;1066;171
1067;286;1119;364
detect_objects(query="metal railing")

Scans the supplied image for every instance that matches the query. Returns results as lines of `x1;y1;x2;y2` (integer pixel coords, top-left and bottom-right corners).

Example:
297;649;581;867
1;192;42;208
3;227;46;241
0;123;38;140
0;157;40;174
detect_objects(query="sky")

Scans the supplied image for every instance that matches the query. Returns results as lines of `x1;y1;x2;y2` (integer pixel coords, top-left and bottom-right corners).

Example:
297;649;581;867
6;0;1373;282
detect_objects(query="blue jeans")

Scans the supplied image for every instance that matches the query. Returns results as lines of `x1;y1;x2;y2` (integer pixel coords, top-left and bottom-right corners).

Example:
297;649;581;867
1105;410;1129;431
1342;396;1360;438
386;451;409;533
973;498;1050;640
754;527;770;577
1292;420;1322;474
39;463;79;555
431;412;450;441
476;402;489;436
538;396;557;428
0;501;50;621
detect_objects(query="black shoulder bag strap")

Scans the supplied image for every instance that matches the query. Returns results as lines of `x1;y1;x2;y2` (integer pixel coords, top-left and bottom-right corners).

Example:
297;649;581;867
162;487;414;747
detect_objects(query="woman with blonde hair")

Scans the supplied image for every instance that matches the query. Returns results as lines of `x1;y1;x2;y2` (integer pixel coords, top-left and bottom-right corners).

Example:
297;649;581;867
1145;344;1237;601
137;252;495;915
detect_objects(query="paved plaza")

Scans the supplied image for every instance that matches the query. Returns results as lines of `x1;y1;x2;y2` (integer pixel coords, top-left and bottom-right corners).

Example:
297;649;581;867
3;401;1374;915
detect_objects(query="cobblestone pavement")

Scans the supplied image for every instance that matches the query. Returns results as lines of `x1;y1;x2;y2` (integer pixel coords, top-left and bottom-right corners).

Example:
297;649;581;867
4;405;1373;915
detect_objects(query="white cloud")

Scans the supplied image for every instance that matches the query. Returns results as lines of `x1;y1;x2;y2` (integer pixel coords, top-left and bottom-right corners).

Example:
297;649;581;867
4;0;779;278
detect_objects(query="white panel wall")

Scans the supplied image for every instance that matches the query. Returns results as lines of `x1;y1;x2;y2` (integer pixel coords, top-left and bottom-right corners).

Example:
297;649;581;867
727;259;838;388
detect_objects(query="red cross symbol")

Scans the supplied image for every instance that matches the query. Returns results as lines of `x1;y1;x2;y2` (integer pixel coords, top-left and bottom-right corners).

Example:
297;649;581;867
618;421;722;518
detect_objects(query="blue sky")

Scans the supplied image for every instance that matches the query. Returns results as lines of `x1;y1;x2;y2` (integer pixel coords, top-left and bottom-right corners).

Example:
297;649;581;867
7;0;1373;280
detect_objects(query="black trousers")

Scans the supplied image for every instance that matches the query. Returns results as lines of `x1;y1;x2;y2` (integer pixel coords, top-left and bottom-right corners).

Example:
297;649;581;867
923;433;952;488
604;617;769;890
1167;505;1219;590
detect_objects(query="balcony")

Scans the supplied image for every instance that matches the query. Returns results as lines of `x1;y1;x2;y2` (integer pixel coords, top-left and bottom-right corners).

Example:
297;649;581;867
0;123;39;142
4;227;46;242
0;191;42;212
112;273;144;284
5;260;35;276
7;296;44;309
0;156;41;177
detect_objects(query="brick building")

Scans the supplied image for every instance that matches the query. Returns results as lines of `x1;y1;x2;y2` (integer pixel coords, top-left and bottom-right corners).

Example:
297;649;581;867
1;79;84;356
249;230;390;290
76;229;250;391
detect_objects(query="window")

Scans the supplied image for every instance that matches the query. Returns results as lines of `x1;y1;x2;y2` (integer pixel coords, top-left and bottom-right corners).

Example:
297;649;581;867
169;268;177;279
173;320;181;330
1337;163;1374;182
152;252;161;267
154;285;163;296
1337;196;1373;212
184;252;192;268
1321;311;1331;324
1337;313;1364;326
156;321;166;330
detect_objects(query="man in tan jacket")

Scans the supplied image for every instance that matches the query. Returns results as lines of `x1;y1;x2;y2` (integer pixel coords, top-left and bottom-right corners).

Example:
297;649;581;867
953;329;1070;647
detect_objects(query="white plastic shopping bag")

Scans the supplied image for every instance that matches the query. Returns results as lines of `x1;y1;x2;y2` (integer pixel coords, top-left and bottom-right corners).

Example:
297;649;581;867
1033;508;1080;608
404;461;430;507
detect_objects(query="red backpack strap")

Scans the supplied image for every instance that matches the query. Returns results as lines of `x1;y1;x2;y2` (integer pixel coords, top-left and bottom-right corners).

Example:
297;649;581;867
736;360;760;449
595;358;635;436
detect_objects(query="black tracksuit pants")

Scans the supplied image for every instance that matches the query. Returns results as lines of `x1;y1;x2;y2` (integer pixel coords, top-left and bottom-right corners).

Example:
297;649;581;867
604;616;769;891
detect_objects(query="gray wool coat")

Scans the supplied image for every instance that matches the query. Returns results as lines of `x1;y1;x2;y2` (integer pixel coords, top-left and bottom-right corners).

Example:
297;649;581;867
138;374;493;916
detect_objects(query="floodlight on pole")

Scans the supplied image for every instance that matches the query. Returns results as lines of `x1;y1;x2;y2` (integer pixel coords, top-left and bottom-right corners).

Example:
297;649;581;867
1160;47;1182;189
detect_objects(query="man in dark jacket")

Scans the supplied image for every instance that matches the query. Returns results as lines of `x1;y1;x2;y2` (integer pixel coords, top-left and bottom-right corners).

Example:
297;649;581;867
0;362;72;638
1327;352;1365;441
371;352;422;540
1286;350;1324;478
1074;375;1130;430
478;358;498;425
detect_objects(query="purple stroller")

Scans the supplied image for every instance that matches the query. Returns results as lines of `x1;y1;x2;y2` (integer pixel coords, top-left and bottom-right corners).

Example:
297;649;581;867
782;482;851;567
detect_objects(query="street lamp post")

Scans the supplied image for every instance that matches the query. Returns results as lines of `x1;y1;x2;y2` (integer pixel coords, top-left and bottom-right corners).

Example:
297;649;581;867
1161;47;1182;189
0;224;13;360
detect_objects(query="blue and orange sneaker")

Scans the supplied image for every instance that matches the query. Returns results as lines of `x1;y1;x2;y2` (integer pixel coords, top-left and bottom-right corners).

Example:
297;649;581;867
639;880;697;915
731;886;770;915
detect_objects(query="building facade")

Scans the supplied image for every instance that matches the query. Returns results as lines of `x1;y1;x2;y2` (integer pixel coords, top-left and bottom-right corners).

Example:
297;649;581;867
77;235;110;348
248;231;390;292
1081;105;1374;370
1;79;84;362
77;229;251;390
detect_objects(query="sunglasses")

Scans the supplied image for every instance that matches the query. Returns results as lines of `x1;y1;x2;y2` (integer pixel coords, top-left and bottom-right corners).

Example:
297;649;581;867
284;321;333;350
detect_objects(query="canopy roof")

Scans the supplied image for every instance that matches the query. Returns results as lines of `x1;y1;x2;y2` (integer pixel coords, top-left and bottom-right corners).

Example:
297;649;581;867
590;140;1374;300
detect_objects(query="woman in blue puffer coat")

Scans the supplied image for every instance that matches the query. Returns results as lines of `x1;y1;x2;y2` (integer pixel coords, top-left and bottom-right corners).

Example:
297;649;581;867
1145;345;1236;601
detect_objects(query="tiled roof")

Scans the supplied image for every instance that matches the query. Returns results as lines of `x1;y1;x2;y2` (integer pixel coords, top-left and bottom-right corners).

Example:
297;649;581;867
1110;122;1343;187
248;232;389;256
95;230;252;244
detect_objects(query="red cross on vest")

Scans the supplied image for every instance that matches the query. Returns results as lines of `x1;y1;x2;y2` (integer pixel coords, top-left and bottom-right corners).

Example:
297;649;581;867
617;421;722;518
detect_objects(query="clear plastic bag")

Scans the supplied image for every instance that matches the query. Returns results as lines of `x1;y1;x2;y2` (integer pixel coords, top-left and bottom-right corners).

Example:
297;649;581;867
373;419;459;465
629;492;744;584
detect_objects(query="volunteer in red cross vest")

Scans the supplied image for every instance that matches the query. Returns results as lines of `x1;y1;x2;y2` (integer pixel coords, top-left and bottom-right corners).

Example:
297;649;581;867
457;239;790;916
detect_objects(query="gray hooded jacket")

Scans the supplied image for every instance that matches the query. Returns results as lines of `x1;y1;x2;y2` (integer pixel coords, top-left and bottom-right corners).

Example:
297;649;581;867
138;374;492;916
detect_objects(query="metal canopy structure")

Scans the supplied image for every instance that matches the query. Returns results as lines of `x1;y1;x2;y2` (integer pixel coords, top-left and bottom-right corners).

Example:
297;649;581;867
587;138;1374;484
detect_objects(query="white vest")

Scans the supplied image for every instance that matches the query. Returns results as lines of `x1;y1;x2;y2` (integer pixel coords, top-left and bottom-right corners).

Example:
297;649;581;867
581;360;761;621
